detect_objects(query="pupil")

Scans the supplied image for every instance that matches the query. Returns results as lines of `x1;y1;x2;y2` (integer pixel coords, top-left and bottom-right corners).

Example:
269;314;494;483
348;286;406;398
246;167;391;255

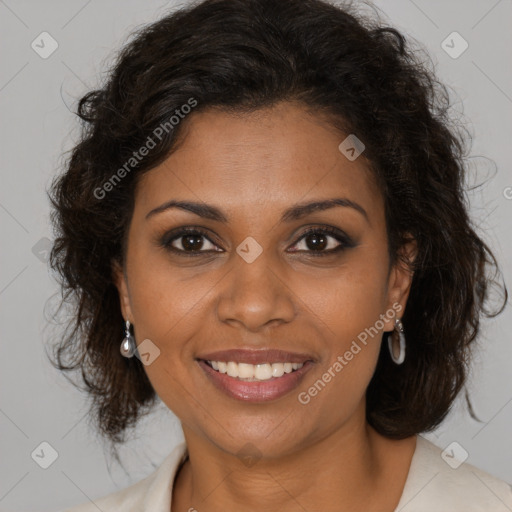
306;233;327;251
182;234;203;251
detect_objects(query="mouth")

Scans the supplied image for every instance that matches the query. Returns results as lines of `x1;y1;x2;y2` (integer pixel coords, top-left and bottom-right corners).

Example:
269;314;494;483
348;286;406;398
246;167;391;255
195;349;315;402
201;359;307;381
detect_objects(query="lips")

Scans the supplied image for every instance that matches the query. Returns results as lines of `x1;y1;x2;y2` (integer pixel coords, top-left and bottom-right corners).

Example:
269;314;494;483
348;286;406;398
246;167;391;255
194;348;316;402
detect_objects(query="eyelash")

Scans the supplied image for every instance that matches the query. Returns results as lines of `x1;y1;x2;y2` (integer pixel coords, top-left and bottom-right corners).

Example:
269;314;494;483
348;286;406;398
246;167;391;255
159;226;355;257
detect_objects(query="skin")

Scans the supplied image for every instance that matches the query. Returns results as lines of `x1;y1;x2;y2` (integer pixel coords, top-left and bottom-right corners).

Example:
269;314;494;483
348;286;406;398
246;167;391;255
113;101;418;512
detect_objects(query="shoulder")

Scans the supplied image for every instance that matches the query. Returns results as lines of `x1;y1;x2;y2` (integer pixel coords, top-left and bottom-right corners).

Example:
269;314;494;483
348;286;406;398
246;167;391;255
62;442;188;512
396;435;512;512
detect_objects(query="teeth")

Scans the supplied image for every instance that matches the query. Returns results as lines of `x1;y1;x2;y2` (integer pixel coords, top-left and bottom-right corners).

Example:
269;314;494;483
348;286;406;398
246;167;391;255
227;361;239;378
272;363;285;378
255;363;273;380
206;360;305;381
238;362;254;379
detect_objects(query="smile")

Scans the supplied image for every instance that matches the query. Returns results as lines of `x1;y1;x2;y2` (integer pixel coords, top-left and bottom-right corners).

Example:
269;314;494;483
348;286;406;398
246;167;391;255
205;360;305;381
197;358;314;402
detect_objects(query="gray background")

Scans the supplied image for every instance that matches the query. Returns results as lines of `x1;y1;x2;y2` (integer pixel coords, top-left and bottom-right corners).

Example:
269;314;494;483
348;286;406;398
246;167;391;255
0;0;511;511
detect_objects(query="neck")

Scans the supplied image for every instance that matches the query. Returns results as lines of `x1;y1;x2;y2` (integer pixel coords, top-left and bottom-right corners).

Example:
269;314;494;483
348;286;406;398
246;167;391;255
171;406;416;512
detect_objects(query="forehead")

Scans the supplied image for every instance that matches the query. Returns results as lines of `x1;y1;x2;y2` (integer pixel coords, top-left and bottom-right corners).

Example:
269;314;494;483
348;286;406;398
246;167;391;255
134;103;383;222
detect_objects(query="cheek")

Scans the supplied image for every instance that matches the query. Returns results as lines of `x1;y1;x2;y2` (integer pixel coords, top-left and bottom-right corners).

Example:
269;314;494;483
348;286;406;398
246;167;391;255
294;248;389;341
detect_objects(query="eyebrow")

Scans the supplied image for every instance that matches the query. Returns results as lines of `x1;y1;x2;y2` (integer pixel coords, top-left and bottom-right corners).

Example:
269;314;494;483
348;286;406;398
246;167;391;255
145;197;369;224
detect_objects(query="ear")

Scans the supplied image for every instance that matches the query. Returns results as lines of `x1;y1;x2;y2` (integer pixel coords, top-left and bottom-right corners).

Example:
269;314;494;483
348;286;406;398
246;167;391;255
111;258;134;323
383;236;417;331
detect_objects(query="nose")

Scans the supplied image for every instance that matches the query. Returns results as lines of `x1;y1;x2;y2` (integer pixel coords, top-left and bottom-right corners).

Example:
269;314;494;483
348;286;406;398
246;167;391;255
216;252;296;332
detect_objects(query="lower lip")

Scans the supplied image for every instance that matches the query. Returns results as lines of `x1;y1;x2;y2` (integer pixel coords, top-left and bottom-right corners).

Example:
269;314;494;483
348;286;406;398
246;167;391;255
197;359;314;402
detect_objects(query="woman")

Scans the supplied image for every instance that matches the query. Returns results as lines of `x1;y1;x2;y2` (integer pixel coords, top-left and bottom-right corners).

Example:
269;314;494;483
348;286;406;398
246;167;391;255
48;0;512;510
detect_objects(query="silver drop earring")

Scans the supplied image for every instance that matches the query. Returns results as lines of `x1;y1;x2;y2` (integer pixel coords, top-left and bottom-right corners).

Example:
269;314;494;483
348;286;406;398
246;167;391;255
120;320;137;358
388;317;406;365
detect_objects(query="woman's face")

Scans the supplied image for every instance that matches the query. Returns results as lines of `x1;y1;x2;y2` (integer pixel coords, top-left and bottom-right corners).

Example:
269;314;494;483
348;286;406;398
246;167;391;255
114;101;415;457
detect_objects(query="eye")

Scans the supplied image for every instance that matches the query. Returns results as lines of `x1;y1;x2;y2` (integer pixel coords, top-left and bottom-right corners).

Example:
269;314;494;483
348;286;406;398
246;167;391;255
161;227;222;256
289;227;354;255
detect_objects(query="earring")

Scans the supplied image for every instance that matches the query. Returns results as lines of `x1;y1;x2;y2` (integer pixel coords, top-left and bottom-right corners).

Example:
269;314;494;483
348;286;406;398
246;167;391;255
120;320;137;358
388;317;406;365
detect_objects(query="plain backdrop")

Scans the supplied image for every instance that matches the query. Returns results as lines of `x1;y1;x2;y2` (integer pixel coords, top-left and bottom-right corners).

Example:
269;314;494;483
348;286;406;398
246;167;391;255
0;0;511;510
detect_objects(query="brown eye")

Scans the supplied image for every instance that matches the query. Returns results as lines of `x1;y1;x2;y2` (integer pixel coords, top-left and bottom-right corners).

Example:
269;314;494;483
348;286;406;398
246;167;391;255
289;227;355;255
161;228;222;255
177;233;209;251
301;232;330;251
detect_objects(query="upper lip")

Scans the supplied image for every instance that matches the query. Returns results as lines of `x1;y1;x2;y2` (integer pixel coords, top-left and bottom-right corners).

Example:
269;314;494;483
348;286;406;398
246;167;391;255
196;348;315;365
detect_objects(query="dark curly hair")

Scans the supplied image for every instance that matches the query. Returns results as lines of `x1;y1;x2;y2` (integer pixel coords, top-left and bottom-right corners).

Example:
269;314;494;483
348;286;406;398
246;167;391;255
47;0;507;460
